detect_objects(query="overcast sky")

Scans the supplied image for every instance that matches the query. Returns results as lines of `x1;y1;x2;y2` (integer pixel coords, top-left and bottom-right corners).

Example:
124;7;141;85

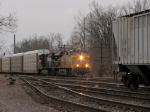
1;0;131;48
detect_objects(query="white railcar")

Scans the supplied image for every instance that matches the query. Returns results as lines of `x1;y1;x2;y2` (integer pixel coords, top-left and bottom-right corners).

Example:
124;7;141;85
112;9;150;88
23;49;50;74
2;55;11;73
11;53;23;73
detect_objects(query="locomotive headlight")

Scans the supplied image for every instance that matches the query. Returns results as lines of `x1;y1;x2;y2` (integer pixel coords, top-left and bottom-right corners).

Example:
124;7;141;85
80;55;83;60
85;64;89;67
76;64;79;67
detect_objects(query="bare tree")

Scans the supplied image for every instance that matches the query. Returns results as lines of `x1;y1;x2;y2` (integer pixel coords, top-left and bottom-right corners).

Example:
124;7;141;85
68;26;84;50
120;0;150;15
0;13;18;34
47;32;63;52
70;2;119;77
14;32;63;53
0;6;18;56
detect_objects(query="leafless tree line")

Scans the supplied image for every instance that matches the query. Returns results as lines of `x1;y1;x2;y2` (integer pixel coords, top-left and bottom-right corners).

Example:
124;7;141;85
13;33;63;53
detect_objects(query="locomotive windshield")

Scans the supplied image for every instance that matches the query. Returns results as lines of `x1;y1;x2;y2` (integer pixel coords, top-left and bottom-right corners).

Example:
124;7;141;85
69;49;88;55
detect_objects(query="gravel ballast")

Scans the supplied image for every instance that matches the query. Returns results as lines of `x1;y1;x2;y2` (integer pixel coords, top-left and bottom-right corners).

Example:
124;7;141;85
0;75;58;112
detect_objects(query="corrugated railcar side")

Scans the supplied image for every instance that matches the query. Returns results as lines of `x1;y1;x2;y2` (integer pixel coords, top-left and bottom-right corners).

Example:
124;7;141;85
11;53;23;73
112;10;150;88
2;56;11;73
0;58;2;73
23;49;50;74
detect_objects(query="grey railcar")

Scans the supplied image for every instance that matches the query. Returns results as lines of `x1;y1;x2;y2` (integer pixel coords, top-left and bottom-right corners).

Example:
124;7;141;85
0;58;2;72
112;9;150;88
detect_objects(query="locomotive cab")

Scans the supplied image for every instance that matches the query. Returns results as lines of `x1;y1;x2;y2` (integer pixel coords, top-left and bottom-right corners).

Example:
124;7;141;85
39;49;91;76
69;49;91;75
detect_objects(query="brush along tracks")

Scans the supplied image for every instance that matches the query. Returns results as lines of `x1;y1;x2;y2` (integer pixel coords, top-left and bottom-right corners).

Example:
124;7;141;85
21;76;150;112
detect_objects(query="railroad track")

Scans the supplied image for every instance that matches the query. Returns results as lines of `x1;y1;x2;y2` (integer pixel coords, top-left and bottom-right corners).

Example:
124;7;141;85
40;77;150;94
36;75;118;83
42;78;150;96
22;75;150;93
21;75;150;112
21;76;109;112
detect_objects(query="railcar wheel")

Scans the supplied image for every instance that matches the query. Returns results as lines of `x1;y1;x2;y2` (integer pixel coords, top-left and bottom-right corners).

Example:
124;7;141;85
127;73;132;88
38;70;42;75
133;83;139;89
132;77;139;89
122;75;127;86
48;69;55;76
55;70;59;76
48;70;52;76
67;69;74;77
66;69;70;76
127;79;132;88
71;70;75;77
53;70;56;76
73;73;77;77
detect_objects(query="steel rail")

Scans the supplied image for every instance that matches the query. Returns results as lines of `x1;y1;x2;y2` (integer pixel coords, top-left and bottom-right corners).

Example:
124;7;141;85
22;76;150;111
22;75;150;98
30;82;150;103
72;88;150;102
38;76;150;91
22;75;150;91
20;76;109;112
50;82;150;99
37;78;150;112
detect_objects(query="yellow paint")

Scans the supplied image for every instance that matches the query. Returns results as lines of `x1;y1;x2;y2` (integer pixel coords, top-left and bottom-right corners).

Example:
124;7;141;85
72;54;90;68
94;84;99;88
117;84;120;87
58;52;90;69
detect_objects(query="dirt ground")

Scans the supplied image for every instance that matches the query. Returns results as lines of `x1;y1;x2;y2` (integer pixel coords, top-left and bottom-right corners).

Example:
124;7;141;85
0;74;58;112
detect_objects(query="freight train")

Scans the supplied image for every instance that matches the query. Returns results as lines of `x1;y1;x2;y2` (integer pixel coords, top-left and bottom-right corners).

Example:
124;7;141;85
0;49;90;76
112;9;150;89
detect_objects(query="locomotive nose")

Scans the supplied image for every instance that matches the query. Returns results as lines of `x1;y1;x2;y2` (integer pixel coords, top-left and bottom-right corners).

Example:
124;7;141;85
80;55;83;60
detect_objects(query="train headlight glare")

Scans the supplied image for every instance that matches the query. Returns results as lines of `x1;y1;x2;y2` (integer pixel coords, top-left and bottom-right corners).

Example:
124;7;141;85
80;55;83;60
85;64;88;67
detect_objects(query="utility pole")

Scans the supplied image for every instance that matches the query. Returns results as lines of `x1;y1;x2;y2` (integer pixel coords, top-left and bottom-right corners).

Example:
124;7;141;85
14;34;15;54
101;39;102;72
83;17;85;50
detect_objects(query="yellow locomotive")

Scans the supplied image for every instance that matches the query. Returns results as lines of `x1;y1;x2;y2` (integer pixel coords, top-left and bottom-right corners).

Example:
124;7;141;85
70;50;90;75
42;49;91;76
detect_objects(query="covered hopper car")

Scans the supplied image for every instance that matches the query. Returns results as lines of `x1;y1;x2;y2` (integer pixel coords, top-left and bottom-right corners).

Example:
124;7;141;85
112;9;150;89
